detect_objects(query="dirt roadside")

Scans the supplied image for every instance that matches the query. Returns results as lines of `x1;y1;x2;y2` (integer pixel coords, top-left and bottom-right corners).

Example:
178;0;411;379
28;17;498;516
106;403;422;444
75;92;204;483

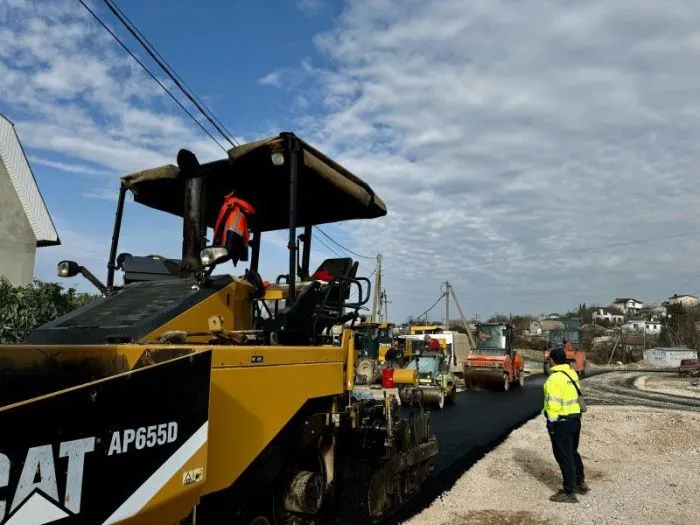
635;373;700;399
403;406;700;525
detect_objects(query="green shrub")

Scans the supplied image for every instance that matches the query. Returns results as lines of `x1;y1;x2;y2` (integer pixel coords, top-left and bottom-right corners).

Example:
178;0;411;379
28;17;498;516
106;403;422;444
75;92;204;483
0;278;95;344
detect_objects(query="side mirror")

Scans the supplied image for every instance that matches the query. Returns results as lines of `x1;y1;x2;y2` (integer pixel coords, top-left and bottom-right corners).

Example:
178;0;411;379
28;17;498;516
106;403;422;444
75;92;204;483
57;260;108;295
57;260;80;278
200;246;230;268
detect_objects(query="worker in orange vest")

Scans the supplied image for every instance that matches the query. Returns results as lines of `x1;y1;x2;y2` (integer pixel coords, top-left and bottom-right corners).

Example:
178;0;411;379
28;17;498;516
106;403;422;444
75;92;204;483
563;339;575;354
213;191;256;266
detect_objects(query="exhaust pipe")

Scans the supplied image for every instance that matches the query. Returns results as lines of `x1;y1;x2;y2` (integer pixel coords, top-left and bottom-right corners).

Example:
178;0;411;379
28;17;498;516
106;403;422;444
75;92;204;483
177;149;205;276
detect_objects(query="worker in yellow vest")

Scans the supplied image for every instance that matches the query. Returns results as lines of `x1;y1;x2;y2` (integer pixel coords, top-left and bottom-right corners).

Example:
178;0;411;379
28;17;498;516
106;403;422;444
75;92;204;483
543;347;589;503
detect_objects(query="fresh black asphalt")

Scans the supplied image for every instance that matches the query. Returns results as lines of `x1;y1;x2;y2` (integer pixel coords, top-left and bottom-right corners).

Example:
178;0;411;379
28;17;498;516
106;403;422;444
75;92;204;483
389;373;547;523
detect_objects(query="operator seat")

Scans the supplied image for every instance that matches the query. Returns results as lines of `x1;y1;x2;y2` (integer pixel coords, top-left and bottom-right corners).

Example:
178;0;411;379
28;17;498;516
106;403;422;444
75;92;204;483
265;257;362;344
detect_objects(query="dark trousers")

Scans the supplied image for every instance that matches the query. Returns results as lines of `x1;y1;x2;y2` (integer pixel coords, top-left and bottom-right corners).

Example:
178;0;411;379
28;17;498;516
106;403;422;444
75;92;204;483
549;418;585;494
224;230;248;266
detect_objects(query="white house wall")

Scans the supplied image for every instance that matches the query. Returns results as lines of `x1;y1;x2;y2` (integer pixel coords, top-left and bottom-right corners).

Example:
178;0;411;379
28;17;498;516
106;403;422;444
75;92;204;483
0;116;59;246
0;163;36;285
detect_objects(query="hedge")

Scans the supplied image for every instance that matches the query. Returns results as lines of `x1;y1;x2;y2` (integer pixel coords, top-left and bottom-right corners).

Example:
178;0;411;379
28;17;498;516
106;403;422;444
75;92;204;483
0;277;95;344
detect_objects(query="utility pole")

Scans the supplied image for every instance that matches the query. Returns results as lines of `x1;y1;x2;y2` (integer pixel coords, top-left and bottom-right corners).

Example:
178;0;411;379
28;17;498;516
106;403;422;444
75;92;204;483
383;289;391;323
371;254;382;323
444;281;451;330
448;284;477;351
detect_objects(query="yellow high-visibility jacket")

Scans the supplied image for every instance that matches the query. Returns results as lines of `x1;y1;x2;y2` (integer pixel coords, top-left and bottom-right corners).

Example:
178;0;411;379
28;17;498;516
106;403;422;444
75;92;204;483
543;364;582;422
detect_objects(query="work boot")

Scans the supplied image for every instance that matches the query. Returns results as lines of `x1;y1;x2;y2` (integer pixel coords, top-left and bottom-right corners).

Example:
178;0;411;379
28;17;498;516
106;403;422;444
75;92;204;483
549;490;579;503
575;482;590;494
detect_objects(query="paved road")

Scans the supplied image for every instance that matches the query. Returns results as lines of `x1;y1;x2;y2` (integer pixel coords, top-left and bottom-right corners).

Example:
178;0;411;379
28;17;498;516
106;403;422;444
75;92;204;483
584;370;700;412
390;374;546;523
388;368;697;523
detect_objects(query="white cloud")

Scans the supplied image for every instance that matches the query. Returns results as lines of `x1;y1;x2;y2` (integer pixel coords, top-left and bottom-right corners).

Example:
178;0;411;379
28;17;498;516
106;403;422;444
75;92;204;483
258;71;282;88
273;0;700;319
30;157;117;177
0;0;257;284
9;0;700;321
0;0;228;175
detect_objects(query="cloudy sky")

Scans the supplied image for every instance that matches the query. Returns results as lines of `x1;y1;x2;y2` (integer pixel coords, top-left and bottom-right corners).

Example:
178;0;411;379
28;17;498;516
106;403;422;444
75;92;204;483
2;0;700;321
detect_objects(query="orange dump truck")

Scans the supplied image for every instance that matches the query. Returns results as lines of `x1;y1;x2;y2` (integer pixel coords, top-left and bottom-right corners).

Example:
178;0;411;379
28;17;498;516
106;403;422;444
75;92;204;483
463;322;525;391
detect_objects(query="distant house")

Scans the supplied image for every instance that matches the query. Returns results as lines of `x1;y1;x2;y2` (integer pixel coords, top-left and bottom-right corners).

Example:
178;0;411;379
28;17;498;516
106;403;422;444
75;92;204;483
530;319;566;336
592;308;624;324
643;347;698;367
620;334;644;351
667;294;698;308
611;298;645;315
621;320;661;335
640;303;667;320
582;323;606;335
0;114;60;285
592;335;614;348
592;333;645;352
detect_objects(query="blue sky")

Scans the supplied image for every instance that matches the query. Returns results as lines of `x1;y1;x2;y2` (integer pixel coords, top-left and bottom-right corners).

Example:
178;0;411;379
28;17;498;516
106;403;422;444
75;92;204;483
0;0;357;306
4;0;700;321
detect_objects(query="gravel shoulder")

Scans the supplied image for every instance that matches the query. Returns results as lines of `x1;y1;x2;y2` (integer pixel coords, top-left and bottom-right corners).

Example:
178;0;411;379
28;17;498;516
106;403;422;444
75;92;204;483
635;373;700;399
403;406;700;525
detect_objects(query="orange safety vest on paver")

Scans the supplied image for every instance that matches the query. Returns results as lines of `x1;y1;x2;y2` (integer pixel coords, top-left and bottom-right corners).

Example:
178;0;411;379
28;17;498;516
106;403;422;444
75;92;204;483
213;193;256;246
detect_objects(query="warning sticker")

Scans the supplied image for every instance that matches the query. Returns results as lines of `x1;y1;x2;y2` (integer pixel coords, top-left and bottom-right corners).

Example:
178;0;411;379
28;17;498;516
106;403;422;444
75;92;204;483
182;467;205;486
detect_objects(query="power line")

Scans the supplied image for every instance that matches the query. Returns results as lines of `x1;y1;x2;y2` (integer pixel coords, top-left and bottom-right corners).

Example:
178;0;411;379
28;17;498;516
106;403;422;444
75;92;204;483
312;232;343;258
314;226;375;260
103;2;378;270
102;0;239;148
77;0;228;153
414;293;446;320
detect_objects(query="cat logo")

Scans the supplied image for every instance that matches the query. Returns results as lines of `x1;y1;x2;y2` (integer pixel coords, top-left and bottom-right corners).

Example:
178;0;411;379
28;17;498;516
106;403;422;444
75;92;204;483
0;437;95;524
182;467;204;486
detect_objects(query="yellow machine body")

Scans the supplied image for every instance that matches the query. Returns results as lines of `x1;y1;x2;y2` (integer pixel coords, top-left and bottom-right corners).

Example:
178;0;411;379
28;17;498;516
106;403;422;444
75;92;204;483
392;368;418;385
0;134;437;524
0;326;353;523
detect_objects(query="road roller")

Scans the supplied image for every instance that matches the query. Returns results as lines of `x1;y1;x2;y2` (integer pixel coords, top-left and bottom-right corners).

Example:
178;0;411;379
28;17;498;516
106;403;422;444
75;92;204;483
399;350;457;409
464;322;525;391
